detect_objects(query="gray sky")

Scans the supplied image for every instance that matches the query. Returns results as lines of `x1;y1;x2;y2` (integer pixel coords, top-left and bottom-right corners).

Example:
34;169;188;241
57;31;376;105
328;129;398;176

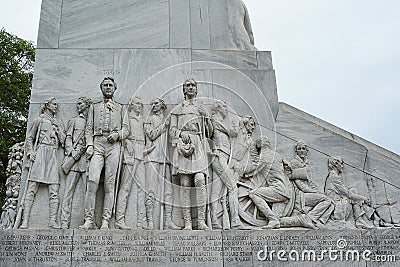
1;0;399;154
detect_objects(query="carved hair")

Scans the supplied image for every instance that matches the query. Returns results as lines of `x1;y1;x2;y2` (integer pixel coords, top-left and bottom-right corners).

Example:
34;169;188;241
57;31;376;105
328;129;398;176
211;100;227;115
100;77;117;90
129;96;144;107
256;136;270;149
78;96;93;107
242;115;255;127
182;78;197;99
150;98;167;111
328;156;344;171
40;97;58;114
295;141;308;152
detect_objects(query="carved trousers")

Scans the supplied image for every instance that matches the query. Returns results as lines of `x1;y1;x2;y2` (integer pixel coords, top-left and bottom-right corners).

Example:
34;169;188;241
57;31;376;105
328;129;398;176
303;192;334;224
24;181;59;221
145;162;174;220
84;136;120;223
61;171;85;226
116;159;145;227
180;173;207;224
211;151;242;227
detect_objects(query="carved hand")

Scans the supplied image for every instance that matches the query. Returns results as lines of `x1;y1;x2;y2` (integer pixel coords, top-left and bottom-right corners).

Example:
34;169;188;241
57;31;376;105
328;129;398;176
107;132;119;143
29;152;36;162
180;132;190;143
86;146;94;159
198;106;209;117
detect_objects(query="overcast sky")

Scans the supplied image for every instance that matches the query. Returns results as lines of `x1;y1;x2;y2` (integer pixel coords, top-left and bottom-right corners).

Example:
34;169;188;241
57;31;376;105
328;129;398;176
1;0;399;154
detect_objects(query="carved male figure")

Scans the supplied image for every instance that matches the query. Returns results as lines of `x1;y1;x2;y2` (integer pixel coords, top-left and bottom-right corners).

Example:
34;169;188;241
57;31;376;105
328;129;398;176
60;97;92;229
283;142;334;228
325;156;375;229
115;96;146;230
20;97;66;229
144;98;180;230
228;0;256;50
170;79;213;230
244;136;293;229
80;77;128;230
210;100;247;229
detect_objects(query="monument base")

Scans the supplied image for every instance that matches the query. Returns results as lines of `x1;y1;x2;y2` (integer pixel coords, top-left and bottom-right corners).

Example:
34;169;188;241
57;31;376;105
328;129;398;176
1;229;398;266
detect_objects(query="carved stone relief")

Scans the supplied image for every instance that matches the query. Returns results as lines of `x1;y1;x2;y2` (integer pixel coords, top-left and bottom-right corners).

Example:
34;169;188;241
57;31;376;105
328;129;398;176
0;142;24;229
8;78;399;231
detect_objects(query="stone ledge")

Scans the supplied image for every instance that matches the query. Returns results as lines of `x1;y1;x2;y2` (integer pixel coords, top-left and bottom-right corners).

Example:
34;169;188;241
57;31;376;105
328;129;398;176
1;229;399;266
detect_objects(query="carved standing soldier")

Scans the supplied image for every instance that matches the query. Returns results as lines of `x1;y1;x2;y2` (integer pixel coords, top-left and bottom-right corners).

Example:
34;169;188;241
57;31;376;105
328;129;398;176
115;96;146;230
169;79;213;230
144;98;180;230
210;100;247;229
20;97;66;229
80;77;128;230
60;97;92;229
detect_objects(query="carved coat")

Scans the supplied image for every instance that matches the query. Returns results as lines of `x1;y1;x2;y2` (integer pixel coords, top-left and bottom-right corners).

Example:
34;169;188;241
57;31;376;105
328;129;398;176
85;99;129;147
26;113;65;184
144;113;168;164
123;112;145;164
65;114;87;172
249;149;295;217
170;100;212;176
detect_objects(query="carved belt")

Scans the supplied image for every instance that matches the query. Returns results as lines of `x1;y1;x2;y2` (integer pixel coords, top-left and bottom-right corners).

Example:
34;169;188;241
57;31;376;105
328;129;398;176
181;130;202;135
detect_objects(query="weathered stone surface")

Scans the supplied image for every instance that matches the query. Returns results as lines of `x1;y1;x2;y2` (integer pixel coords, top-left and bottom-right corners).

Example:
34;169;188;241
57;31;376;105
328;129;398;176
36;0;62;48
256;51;273;70
1;229;398;266
113;49;191;100
169;0;191;48
30;49;114;104
276;103;369;193
208;0;229;49
59;0;170;49
190;0;211;49
211;69;276;128
192;50;258;70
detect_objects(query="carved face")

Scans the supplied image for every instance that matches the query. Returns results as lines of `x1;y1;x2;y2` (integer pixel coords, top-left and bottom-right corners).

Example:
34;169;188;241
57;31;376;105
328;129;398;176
76;99;88;114
152;99;163;114
296;144;308;159
183;80;197;99
129;98;143;114
47;99;58;115
245;117;255;134
336;160;344;173
218;102;228;118
101;79;116;98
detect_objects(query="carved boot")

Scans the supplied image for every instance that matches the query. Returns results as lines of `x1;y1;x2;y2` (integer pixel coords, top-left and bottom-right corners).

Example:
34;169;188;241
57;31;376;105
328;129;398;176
280;215;316;229
229;190;249;230
20;200;33;229
164;205;180;230
100;220;109;230
196;182;209;230
144;202;154;230
197;206;210;230
210;201;223;230
250;193;280;229
182;208;192;230
49;200;61;229
79;219;98;230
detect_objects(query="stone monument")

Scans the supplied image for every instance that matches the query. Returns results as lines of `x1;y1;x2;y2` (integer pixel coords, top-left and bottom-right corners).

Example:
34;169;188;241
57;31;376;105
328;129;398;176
1;0;400;266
